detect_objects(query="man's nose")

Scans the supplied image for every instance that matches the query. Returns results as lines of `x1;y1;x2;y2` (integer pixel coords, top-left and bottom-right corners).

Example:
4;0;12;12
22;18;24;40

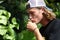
29;16;34;21
29;15;32;19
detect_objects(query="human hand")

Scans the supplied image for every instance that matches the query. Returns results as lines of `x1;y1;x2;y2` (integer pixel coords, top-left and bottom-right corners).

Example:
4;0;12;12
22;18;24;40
27;19;38;32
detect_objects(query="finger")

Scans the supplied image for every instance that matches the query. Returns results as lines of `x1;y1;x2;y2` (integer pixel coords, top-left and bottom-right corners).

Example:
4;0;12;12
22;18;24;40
28;19;31;22
28;19;32;23
28;19;36;23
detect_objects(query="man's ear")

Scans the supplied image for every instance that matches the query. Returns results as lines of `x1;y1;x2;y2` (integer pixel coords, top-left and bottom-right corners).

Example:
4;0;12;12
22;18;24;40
41;8;44;11
39;8;44;14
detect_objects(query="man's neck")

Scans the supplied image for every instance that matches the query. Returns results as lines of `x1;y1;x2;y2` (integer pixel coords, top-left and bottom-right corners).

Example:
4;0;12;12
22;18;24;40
40;18;50;27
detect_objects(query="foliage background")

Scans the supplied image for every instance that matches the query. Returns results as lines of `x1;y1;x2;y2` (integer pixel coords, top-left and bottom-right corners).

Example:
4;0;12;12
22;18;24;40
0;0;60;40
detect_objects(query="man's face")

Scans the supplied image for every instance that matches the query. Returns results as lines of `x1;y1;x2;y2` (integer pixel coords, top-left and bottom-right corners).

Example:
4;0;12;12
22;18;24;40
27;8;44;24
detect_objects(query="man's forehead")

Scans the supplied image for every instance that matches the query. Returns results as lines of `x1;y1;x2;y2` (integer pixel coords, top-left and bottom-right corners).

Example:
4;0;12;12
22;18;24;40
28;8;39;12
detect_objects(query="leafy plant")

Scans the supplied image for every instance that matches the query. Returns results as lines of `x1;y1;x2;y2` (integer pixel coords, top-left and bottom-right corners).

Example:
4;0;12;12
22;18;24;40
0;10;19;40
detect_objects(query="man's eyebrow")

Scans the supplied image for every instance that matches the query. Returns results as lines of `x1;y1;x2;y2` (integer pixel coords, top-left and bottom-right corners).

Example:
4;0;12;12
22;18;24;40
28;11;34;13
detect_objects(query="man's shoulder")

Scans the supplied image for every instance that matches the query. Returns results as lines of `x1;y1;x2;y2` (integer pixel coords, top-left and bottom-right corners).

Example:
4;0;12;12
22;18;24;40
52;18;60;30
39;18;60;34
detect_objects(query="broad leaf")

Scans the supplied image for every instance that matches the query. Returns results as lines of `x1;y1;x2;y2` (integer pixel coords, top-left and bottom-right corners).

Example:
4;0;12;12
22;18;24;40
0;25;7;35
0;16;8;25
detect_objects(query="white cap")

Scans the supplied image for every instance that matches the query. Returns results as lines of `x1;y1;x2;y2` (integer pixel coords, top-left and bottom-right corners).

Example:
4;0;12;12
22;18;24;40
28;0;46;7
27;0;52;11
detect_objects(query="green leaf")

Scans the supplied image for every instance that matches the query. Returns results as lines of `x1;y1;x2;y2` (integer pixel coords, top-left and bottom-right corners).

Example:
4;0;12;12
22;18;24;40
8;24;15;28
3;34;15;40
0;16;8;25
12;17;19;29
0;25;7;35
0;29;7;35
15;24;19;30
12;17;17;24
0;10;11;19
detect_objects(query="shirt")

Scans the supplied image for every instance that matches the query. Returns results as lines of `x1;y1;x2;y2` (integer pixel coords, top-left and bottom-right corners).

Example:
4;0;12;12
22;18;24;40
40;19;60;40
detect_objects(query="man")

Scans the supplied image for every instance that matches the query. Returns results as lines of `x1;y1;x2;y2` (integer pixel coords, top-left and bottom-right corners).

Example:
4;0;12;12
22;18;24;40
26;0;60;40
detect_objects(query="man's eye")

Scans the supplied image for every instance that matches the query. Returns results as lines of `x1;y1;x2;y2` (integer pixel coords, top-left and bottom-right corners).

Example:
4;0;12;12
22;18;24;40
30;12;34;15
29;12;33;14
